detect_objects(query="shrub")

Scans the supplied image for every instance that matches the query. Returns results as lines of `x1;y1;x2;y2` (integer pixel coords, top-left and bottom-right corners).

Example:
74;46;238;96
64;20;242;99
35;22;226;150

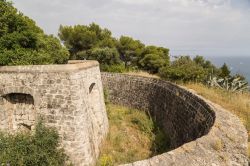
139;54;167;73
101;63;126;73
0;121;69;166
159;56;206;82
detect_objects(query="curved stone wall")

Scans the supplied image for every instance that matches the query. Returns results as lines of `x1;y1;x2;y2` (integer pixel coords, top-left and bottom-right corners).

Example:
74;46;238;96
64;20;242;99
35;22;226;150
101;73;215;148
101;72;248;166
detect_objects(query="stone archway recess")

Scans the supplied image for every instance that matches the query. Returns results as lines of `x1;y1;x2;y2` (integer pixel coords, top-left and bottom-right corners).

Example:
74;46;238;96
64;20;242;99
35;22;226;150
0;87;40;132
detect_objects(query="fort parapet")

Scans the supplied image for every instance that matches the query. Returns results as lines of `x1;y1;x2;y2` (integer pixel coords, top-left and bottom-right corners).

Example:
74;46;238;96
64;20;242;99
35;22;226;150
0;61;109;166
0;61;248;166
101;72;248;166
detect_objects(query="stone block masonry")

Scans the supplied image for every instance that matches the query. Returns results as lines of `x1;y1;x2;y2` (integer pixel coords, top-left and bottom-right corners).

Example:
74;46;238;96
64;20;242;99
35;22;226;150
101;73;248;166
0;61;248;166
0;61;109;166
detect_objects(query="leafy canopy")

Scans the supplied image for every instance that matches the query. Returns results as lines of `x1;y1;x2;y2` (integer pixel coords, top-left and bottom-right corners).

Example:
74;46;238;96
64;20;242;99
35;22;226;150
0;0;69;66
58;23;117;60
139;46;169;73
159;56;207;82
117;36;145;68
219;63;231;78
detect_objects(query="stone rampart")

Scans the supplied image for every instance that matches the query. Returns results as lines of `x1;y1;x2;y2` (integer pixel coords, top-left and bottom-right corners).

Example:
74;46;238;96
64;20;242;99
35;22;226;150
101;72;248;166
0;61;109;166
0;61;247;166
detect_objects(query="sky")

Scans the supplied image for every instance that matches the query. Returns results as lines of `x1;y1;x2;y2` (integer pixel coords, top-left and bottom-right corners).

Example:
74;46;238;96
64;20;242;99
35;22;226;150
12;0;250;57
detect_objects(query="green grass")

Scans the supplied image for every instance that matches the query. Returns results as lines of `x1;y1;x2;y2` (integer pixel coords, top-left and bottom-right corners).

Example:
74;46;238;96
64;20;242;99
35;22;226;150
97;104;170;166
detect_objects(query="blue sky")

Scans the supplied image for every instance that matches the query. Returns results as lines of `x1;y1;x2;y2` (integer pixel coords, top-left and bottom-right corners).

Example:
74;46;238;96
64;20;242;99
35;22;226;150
12;0;250;57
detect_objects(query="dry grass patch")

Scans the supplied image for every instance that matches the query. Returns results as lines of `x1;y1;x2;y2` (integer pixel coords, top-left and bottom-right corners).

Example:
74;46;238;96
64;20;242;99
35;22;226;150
183;83;250;156
212;138;223;151
125;71;160;79
183;83;250;130
97;104;170;166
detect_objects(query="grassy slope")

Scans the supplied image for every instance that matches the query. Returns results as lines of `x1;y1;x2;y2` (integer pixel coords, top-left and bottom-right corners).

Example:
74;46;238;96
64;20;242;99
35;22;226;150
97;104;169;166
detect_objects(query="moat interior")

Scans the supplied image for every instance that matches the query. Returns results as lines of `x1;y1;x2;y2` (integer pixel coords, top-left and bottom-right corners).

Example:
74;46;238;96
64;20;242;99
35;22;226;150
101;73;216;165
97;104;171;165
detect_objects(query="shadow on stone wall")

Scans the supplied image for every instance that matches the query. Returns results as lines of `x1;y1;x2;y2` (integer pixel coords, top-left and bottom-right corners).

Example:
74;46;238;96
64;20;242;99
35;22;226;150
0;93;36;132
101;73;215;150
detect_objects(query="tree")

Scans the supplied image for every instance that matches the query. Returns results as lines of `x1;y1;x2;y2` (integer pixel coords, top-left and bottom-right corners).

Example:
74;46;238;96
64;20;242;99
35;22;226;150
219;63;230;78
58;23;117;59
193;55;220;77
0;0;69;66
159;56;206;82
139;54;166;73
87;47;122;70
141;46;169;60
117;36;145;68
139;46;169;73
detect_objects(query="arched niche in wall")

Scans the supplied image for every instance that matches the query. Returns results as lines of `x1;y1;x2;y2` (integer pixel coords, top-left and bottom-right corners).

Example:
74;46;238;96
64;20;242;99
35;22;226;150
89;83;96;94
89;83;101;118
0;93;36;132
88;82;105;154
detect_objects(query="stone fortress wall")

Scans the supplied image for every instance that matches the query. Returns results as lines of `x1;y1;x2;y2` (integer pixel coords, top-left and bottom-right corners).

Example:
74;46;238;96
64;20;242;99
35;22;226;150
0;61;109;166
101;72;248;166
0;61;248;166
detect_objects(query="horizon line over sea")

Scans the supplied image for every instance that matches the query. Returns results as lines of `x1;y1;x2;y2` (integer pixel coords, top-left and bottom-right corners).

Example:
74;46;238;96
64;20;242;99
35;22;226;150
203;56;250;83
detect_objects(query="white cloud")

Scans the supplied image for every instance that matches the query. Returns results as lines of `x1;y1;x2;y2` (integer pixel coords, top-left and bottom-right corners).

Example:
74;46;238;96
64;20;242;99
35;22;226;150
114;0;155;5
12;0;250;57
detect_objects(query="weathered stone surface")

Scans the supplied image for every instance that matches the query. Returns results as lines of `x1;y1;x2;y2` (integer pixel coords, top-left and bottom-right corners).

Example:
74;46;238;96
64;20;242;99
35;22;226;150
0;61;247;166
0;61;109;166
101;73;248;166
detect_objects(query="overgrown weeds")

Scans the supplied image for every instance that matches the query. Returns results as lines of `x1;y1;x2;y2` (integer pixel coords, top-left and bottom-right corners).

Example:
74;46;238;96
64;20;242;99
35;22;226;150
97;104;170;166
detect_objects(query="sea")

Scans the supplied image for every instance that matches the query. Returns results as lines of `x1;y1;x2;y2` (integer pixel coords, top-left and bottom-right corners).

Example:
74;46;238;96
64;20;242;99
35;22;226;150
204;56;250;83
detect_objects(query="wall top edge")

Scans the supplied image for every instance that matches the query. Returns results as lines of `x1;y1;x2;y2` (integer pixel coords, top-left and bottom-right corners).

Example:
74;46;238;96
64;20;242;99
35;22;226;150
0;60;99;73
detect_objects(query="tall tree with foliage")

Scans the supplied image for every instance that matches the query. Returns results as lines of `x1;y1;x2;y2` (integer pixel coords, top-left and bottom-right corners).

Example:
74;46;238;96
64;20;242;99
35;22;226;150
87;47;123;71
0;0;69;66
193;55;220;77
219;63;231;78
58;23;117;60
139;46;169;73
117;36;145;69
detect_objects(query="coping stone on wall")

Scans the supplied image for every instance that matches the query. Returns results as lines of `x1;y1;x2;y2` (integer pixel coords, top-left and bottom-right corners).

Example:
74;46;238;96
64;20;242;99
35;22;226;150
0;60;99;73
